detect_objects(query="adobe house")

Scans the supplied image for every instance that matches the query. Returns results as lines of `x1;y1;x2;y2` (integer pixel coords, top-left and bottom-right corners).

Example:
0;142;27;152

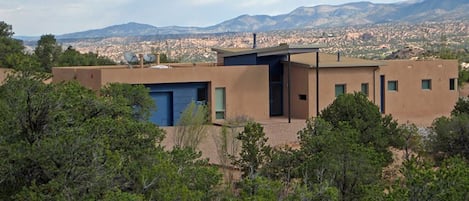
213;45;459;126
53;44;459;127
52;63;271;126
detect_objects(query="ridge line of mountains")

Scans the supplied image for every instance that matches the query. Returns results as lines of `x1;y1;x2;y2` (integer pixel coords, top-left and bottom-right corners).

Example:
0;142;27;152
17;0;469;40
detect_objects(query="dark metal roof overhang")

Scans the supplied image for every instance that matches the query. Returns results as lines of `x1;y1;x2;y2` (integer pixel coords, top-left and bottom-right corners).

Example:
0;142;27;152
214;44;325;58
256;44;324;57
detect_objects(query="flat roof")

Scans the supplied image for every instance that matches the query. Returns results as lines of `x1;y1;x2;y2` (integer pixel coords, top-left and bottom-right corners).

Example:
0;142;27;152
212;44;325;57
288;52;383;68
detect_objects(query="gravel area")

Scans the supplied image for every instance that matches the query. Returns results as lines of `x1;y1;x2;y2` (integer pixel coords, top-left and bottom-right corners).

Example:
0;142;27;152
160;117;307;165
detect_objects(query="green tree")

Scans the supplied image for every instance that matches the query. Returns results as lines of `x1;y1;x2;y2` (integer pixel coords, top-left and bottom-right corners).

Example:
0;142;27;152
0;21;28;68
58;46;115;66
232;122;272;180
0;21;14;37
430;115;469;162
100;83;155;121
298;118;386;201
34;34;62;72
175;101;209;150
387;157;469;201
159;53;178;63
0;71;220;200
428;96;469;162
451;97;469;116
320;92;401;161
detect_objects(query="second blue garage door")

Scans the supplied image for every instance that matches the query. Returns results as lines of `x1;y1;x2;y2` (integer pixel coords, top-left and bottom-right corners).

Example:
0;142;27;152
149;91;173;126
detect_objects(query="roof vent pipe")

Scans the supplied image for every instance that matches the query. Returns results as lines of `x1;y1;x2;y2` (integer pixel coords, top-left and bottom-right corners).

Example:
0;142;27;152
156;53;160;65
253;33;257;49
337;51;341;62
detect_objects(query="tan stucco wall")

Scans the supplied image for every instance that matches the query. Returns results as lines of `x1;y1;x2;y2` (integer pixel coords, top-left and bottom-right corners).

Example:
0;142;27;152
283;66;310;119
52;65;270;122
380;60;459;126
307;66;379;117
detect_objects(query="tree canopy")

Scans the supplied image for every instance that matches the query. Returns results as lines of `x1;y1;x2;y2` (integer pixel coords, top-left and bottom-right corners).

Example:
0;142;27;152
0;21;115;72
0;70;220;200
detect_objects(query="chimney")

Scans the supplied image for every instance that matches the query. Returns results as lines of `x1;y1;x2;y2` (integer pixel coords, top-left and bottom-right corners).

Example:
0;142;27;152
337;51;341;62
253;33;257;49
139;54;144;68
156;53;160;65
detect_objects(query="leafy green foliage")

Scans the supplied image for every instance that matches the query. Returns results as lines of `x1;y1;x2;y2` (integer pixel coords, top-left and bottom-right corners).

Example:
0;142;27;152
429;97;469;162
34;34;62;72
430;115;469;162
320;92;401;160
451;97;469;116
159;53;178;63
1;21;115;71
232;122;272;179
237;176;282;201
0;22;27;68
298;118;386;200
100;83;155;121
0;71;220;200
175;101;209;149
0;21;14;37
58;46;115;66
387;157;469;201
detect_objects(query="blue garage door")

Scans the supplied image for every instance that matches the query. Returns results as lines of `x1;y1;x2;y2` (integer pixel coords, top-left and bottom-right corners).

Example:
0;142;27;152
150;92;173;126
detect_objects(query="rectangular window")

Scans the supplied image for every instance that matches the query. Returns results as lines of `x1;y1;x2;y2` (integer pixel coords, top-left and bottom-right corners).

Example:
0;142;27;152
361;83;369;96
388;80;398;91
215;88;225;119
299;94;307;100
450;78;456;90
422;79;432;90
335;84;346;97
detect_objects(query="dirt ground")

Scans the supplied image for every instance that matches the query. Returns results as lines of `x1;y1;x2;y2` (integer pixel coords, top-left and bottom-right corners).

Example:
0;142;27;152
160;117;307;165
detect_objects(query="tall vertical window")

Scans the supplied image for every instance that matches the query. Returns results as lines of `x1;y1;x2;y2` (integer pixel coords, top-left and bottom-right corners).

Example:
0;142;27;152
421;79;432;90
450;78;456;90
361;83;369;96
388;80;398;91
335;84;346;97
215;88;225;119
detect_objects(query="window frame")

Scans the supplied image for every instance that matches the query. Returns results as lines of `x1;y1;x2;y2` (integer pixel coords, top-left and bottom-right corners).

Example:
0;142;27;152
361;83;369;96
421;79;432;90
449;78;456;91
387;80;398;91
335;84;346;97
215;87;226;120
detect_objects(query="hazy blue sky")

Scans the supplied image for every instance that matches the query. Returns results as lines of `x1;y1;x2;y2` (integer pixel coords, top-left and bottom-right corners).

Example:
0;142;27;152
1;0;406;36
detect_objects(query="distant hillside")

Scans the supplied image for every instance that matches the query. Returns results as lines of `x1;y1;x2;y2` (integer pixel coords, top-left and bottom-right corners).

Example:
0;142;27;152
54;0;469;39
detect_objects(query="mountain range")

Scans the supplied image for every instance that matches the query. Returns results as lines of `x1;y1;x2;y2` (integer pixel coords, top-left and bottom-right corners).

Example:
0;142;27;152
31;0;469;40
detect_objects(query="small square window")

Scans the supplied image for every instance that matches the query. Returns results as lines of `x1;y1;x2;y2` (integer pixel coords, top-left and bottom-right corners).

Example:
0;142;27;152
388;81;398;91
299;94;307;100
422;79;432;90
450;78;456;90
335;84;346;97
361;83;369;96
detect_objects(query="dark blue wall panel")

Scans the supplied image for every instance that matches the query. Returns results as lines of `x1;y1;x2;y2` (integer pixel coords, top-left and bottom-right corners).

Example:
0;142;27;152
146;82;207;126
257;55;286;116
224;54;257;66
149;92;173;126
